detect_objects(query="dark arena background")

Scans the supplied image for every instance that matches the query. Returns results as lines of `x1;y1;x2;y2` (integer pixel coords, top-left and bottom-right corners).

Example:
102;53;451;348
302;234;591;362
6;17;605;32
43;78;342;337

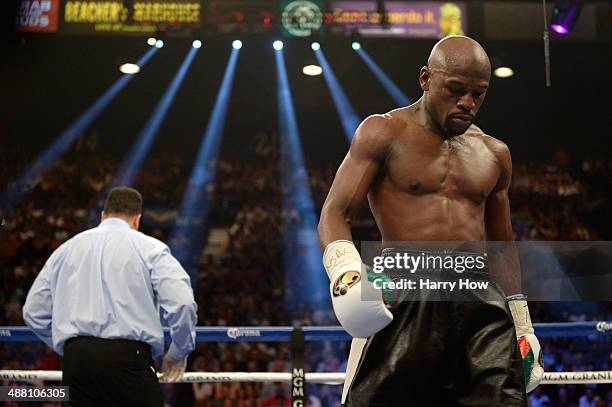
1;0;611;406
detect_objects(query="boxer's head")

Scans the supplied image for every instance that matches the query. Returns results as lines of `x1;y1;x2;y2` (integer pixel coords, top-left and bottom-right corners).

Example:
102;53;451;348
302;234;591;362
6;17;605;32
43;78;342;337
419;36;491;137
101;186;143;230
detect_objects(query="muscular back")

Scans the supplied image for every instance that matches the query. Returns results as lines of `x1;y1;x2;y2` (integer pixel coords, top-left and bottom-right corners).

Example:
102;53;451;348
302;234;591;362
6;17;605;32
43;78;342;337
318;105;513;246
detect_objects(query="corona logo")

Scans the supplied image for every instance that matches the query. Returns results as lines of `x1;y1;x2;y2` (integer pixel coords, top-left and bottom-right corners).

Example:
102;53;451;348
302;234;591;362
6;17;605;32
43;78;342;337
226;327;262;339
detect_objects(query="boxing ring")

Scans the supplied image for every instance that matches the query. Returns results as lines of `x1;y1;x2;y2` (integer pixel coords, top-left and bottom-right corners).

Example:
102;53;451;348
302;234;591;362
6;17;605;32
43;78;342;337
1;322;611;385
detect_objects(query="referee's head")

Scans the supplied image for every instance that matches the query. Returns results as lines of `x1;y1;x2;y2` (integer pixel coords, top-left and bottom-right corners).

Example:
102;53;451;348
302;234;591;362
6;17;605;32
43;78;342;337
101;187;143;230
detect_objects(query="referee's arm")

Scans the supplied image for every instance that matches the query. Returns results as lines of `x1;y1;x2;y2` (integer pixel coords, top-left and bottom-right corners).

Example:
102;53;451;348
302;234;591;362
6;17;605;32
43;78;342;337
23;259;54;350
149;245;197;360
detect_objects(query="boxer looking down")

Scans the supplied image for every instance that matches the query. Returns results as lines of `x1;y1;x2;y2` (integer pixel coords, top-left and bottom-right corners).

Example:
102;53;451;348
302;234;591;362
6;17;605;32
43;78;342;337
318;36;543;406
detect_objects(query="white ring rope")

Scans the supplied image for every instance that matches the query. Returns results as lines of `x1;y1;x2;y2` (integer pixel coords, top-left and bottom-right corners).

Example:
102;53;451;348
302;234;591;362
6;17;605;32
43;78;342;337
1;370;611;385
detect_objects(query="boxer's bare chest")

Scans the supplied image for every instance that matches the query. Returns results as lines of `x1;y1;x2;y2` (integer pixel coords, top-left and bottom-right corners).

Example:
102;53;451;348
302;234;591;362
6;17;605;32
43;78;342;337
382;127;500;205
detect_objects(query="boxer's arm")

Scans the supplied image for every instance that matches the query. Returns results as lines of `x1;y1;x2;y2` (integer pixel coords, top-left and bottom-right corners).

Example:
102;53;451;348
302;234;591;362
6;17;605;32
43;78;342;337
484;140;522;296
318;115;393;247
485;140;543;392
318;115;395;338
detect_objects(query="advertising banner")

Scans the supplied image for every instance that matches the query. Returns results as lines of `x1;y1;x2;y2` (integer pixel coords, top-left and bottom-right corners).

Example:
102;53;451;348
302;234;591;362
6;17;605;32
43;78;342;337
61;0;201;34
17;0;60;32
330;1;467;38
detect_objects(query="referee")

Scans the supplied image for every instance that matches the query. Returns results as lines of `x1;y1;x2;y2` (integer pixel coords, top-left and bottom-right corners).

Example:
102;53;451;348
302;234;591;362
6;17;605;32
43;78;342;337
23;187;197;406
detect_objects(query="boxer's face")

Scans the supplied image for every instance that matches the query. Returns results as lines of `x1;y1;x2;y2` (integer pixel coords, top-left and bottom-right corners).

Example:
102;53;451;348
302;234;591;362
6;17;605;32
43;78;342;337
421;65;489;137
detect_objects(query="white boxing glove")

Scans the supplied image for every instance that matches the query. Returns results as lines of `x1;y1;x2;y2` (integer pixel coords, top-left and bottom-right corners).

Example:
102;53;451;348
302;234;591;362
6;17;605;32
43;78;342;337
323;240;393;338
507;294;544;393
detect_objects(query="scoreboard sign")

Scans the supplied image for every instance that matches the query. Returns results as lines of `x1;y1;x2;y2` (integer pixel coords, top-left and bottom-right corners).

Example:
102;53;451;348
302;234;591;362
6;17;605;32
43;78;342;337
280;0;324;37
17;0;60;32
62;0;201;34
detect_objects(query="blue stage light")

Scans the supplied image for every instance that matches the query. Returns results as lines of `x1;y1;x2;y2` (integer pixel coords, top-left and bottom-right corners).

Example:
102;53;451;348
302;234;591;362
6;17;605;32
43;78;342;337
170;47;241;287
355;47;411;106
113;46;199;187
313;48;361;141
276;48;331;313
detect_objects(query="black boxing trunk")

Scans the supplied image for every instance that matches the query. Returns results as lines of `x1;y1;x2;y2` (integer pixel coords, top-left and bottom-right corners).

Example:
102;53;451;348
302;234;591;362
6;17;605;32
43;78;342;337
344;248;527;407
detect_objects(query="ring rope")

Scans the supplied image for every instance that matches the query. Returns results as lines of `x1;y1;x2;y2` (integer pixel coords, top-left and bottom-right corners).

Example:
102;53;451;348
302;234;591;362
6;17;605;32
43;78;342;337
0;322;610;343
0;370;611;385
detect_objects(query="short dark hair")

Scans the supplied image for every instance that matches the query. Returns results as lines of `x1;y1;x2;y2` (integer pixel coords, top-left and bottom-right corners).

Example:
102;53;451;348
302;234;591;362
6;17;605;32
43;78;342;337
103;187;143;216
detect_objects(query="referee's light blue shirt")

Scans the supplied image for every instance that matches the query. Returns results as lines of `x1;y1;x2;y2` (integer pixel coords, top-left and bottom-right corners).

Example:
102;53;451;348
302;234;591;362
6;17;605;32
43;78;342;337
22;217;197;360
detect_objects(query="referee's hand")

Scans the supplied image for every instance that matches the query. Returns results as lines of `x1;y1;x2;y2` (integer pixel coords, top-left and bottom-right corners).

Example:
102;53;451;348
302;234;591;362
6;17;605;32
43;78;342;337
160;353;187;382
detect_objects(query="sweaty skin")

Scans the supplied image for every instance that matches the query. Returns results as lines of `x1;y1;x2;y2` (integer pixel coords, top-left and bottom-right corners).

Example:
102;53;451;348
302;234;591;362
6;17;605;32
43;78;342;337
318;36;520;295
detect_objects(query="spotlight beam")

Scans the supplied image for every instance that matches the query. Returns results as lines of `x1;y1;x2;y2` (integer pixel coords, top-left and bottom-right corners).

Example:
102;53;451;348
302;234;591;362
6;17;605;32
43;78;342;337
114;46;199;187
355;47;411;107
170;48;241;283
1;46;159;212
275;48;330;312
313;48;360;141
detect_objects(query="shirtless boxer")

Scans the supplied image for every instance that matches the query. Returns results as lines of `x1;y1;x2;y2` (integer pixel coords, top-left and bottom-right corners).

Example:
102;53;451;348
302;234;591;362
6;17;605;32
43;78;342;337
318;36;543;406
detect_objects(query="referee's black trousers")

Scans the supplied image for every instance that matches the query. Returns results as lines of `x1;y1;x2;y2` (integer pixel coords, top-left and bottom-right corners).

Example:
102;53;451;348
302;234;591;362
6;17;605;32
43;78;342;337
62;336;164;407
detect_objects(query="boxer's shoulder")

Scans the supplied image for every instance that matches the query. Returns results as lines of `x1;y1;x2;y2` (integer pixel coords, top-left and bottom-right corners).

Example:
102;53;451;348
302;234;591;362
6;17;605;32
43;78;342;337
386;106;433;138
356;113;403;137
351;114;401;160
466;126;510;158
386;106;419;126
355;110;417;142
467;126;512;177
